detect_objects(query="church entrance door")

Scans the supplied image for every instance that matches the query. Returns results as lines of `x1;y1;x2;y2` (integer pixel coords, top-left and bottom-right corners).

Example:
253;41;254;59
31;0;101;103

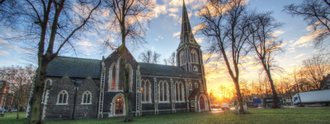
200;96;205;110
115;98;123;114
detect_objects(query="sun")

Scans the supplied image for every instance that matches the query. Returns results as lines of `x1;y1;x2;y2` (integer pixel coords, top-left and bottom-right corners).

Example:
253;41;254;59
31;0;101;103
219;94;222;98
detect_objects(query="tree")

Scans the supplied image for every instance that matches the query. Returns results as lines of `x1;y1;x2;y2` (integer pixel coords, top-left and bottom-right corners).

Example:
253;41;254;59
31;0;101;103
197;0;250;113
0;0;101;123
139;50;152;63
103;0;153;121
139;50;161;64
246;11;284;108
0;65;35;119
284;0;330;48
167;52;176;66
301;54;330;90
153;52;161;64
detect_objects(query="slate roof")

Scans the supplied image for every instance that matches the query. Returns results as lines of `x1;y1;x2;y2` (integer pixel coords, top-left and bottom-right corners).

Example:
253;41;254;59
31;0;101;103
46;56;101;79
188;89;199;100
138;62;199;78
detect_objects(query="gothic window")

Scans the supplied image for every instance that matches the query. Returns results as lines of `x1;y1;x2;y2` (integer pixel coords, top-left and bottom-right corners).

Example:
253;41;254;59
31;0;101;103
175;82;184;102
115;98;124;114
159;81;169;102
141;80;145;101
82;91;92;104
193;66;198;72
190;49;198;63
126;64;133;92
141;80;151;102
57;90;68;105
180;51;184;65
117;57;122;90
109;63;116;90
42;79;52;103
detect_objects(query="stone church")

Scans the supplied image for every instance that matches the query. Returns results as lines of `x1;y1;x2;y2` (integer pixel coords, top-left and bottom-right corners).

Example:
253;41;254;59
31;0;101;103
26;1;210;120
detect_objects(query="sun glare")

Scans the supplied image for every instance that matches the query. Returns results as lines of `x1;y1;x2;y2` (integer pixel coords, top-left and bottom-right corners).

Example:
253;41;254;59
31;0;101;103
219;94;222;98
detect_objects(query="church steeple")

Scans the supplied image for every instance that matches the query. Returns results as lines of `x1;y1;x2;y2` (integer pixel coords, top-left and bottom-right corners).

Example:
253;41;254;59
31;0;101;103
176;0;202;73
178;0;199;49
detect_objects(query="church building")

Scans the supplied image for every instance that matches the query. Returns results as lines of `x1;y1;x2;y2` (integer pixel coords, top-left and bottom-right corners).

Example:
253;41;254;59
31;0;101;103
26;1;210;120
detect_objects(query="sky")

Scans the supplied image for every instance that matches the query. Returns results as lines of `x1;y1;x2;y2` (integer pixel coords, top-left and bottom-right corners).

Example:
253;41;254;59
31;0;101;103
0;0;322;93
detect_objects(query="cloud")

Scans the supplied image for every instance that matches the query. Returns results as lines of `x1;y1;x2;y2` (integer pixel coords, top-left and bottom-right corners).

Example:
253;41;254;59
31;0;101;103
157;36;163;39
155;39;159;41
0;39;9;44
77;41;93;46
168;8;179;13
192;23;207;34
294;53;305;59
173;31;180;38
271;30;285;37
153;4;167;18
195;37;203;43
169;13;179;20
0;50;10;56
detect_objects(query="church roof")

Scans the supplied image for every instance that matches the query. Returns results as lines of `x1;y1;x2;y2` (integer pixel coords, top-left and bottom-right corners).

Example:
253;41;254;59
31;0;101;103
138;62;199;78
46;56;101;79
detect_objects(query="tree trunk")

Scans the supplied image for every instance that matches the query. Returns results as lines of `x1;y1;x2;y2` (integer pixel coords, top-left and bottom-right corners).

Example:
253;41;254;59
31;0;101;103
29;62;47;124
264;66;279;108
17;94;19;119
233;78;244;113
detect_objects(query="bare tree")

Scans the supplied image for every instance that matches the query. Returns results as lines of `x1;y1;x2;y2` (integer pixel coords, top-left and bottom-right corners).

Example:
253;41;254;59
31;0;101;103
139;50;153;63
301;54;330;90
139;50;161;64
284;0;330;48
103;0;154;121
153;52;161;64
164;59;167;65
0;65;35;119
167;52;176;66
197;0;250;113
246;11;284;108
0;0;101;123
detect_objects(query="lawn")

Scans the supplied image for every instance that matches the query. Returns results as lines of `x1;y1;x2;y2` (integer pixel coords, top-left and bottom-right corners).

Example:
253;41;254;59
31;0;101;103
1;107;330;124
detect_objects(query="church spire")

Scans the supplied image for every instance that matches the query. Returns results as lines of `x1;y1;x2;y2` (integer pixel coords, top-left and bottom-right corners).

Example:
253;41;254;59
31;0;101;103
178;0;199;49
181;0;192;38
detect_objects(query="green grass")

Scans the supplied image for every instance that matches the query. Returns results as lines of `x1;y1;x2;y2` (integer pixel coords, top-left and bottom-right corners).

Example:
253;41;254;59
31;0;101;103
1;107;330;124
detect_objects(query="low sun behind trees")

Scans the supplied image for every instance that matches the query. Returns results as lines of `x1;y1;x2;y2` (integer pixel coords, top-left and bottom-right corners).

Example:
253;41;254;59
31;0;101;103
0;65;36;119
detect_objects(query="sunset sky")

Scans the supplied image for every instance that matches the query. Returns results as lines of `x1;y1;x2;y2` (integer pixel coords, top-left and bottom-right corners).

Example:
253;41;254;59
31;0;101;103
0;0;321;93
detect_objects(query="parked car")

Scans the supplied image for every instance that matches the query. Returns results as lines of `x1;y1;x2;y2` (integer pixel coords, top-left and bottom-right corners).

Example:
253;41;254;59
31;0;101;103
0;109;8;113
11;109;17;112
221;103;229;110
211;104;220;108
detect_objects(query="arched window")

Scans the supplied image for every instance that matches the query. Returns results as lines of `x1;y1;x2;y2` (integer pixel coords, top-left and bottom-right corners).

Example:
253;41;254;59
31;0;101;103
175;82;185;102
159;81;169;102
141;80;145;101
180;51;184;65
141;80;151;103
117;57;122;90
115;98;124;114
82;91;92;104
181;82;185;101
126;64;133;92
42;79;52;103
57;90;68;105
191;49;198;63
109;63;117;90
